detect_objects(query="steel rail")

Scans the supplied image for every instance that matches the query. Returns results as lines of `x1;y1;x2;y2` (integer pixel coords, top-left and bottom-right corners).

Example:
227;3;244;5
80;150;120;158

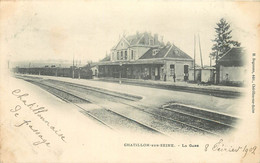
22;77;235;136
27;79;168;136
46;79;232;136
27;80;116;130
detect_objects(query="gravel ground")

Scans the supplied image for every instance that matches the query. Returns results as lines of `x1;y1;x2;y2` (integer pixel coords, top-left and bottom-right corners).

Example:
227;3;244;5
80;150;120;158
16;75;240;137
23;77;210;136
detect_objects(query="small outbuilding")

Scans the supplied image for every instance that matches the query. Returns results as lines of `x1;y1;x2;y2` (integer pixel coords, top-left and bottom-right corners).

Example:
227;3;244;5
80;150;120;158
218;47;246;85
201;66;215;83
189;66;215;83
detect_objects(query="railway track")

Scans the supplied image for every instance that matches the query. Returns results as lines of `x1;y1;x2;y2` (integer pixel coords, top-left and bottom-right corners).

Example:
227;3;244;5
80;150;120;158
162;103;240;126
24;79;168;136
104;99;238;136
45;79;142;101
44;80;239;135
18;76;239;136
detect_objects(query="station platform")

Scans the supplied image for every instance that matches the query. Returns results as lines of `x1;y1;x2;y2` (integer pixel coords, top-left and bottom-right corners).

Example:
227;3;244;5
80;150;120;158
95;77;246;98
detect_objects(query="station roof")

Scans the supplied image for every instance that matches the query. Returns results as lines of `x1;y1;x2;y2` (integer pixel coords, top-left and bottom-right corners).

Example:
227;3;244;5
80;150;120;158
100;55;110;62
111;32;164;50
140;44;192;60
218;47;246;66
98;44;193;66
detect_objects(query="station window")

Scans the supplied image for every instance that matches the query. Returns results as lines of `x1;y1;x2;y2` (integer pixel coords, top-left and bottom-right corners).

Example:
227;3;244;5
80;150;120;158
131;50;134;60
125;51;128;60
170;64;175;76
184;65;189;73
121;51;124;60
117;52;120;60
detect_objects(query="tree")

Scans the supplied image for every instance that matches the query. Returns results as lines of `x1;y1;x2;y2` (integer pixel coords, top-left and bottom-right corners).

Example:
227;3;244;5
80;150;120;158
210;18;241;84
210;18;241;62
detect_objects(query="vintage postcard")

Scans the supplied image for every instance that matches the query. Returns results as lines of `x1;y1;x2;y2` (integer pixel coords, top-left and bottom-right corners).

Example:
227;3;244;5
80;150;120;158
0;1;259;162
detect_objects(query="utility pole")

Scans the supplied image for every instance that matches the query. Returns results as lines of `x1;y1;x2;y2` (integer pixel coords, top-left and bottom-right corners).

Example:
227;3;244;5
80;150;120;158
78;60;81;79
216;51;219;84
209;56;212;67
78;67;80;79
72;54;75;79
198;33;203;68
55;67;58;76
194;35;196;82
28;62;31;74
119;62;122;84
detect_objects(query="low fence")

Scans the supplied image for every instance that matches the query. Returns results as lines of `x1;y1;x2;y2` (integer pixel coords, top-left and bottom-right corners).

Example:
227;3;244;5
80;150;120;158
13;67;93;79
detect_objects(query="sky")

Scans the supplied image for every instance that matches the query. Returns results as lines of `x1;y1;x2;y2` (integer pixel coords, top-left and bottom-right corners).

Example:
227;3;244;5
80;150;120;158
1;1;259;67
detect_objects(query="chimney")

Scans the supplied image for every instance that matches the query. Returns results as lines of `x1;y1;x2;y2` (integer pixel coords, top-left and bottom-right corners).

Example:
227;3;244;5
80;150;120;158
144;32;149;45
160;36;164;43
136;31;139;38
154;33;158;45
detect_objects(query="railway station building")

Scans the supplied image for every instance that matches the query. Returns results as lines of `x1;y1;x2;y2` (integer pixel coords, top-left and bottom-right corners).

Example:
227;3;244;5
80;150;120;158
98;32;194;82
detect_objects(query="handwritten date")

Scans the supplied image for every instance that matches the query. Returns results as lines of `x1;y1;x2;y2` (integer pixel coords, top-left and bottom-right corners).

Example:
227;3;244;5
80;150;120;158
205;139;257;158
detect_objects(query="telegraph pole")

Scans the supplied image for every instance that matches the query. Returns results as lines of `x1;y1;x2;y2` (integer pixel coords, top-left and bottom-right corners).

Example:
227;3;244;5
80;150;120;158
198;33;203;68
209;56;212;67
28;62;31;74
194;35;196;82
119;62;122;84
78;60;81;79
216;51;219;84
72;54;75;79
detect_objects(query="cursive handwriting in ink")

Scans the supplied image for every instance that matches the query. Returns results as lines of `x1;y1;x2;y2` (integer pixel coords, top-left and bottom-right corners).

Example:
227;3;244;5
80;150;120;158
15;120;50;147
205;139;257;158
12;89;66;143
10;105;22;117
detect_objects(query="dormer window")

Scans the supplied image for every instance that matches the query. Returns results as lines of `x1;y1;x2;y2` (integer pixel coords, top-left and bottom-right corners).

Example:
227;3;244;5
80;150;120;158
174;50;179;54
152;49;159;56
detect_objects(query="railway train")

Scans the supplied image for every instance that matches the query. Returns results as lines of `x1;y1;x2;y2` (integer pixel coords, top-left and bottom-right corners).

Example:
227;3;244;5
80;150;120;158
13;66;93;79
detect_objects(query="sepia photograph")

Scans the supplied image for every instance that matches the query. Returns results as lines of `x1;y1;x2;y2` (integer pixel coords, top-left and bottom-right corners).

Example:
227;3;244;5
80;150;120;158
0;1;259;162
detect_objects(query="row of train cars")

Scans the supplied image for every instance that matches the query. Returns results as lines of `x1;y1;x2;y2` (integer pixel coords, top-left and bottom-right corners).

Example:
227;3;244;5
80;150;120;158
13;66;93;79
